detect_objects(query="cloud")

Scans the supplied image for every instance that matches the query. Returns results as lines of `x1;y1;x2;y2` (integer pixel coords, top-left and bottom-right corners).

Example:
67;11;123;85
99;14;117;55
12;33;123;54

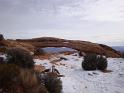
1;0;124;21
83;0;124;21
0;0;124;45
57;0;124;21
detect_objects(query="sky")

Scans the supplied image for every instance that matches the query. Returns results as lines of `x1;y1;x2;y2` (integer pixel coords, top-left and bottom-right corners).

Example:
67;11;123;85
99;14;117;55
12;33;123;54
0;0;124;46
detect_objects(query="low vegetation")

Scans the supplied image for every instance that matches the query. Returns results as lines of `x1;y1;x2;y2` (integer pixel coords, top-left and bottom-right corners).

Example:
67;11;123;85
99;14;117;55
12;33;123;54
97;56;108;70
0;47;109;93
82;54;108;71
0;64;20;93
6;48;34;69
19;69;48;93
82;54;98;70
38;72;62;93
0;48;62;93
0;64;48;93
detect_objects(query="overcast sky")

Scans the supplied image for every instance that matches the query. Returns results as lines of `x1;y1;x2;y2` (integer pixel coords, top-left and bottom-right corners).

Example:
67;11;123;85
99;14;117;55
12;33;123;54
0;0;124;45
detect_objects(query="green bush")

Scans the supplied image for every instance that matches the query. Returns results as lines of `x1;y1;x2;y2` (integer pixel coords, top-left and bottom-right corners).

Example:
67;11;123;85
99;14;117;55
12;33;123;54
6;48;34;69
97;56;108;71
82;54;97;70
39;72;62;93
82;54;108;71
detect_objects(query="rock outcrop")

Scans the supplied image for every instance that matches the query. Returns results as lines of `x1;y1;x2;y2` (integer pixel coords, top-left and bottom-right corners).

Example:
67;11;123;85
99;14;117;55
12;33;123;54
0;36;121;57
16;37;121;57
0;40;35;54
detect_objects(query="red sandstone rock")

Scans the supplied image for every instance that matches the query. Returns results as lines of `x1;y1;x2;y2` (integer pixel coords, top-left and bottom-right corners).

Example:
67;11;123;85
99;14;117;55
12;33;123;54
0;37;121;57
16;37;121;57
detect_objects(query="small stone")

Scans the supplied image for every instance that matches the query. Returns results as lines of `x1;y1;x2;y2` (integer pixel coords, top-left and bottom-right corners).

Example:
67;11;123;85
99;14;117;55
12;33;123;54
88;73;93;76
92;72;99;75
119;73;123;76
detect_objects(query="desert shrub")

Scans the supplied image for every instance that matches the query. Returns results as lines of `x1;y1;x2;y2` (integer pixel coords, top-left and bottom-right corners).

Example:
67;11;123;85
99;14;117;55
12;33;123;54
44;74;62;93
82;54;108;71
82;54;98;70
6;48;34;69
29;84;48;93
0;64;48;93
38;72;62;93
19;69;48;93
97;56;108;71
0;64;20;93
19;69;38;88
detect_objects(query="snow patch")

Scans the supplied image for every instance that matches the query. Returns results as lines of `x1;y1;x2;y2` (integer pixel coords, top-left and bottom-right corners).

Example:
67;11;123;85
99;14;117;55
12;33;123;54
34;54;124;93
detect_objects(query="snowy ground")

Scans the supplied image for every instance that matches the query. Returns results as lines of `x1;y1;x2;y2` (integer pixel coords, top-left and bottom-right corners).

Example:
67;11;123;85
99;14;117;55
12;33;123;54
34;53;124;93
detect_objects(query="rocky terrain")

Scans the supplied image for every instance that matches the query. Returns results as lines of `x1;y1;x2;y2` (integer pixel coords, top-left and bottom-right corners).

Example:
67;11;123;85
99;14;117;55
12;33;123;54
0;34;121;57
0;34;124;93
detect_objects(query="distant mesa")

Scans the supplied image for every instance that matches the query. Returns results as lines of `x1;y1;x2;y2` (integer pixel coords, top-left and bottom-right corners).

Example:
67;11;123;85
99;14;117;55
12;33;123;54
112;46;124;52
0;35;122;58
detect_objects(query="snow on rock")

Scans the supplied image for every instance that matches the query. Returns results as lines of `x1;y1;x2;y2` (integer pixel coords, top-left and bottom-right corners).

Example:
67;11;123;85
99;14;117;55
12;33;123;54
34;53;124;93
34;59;52;69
